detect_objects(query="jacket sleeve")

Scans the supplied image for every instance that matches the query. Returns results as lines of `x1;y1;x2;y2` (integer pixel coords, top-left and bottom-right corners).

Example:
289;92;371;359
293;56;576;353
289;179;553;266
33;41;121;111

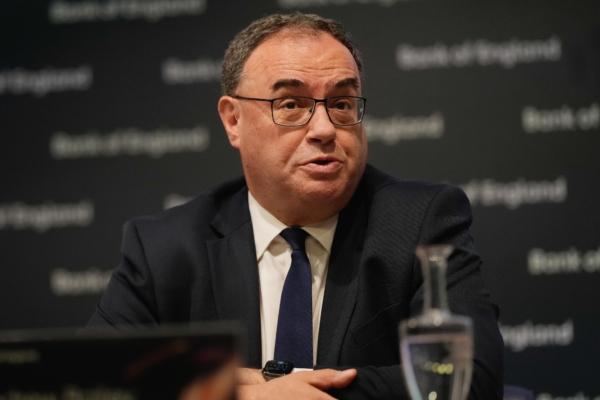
88;220;160;327
327;185;504;400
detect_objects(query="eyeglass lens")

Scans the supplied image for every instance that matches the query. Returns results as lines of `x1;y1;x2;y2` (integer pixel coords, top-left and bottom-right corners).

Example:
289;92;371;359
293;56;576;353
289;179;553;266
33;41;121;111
272;97;364;126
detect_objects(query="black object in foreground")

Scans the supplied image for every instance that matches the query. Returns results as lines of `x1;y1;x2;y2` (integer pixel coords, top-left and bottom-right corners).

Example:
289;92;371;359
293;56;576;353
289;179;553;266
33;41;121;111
0;322;242;400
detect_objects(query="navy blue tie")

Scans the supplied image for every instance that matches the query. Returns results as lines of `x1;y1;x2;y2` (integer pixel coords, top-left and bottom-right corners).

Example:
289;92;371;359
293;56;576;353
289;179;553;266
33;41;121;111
274;227;313;368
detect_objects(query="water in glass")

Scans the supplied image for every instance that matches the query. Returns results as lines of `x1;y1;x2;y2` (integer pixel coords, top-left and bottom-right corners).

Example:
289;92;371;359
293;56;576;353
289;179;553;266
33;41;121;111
399;245;473;400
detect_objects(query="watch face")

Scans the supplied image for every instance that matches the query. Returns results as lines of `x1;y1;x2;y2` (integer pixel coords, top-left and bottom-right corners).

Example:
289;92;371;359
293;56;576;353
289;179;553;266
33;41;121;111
264;360;294;375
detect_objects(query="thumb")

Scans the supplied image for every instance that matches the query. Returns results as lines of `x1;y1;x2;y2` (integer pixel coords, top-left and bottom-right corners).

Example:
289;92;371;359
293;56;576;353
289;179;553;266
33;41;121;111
330;368;357;388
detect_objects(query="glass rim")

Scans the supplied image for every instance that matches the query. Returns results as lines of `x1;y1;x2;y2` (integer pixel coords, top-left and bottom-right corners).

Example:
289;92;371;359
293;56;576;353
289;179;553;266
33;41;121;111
233;94;367;127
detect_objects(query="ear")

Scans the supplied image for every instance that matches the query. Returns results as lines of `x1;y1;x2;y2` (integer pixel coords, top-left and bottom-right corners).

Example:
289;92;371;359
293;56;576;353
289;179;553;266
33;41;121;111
218;96;241;149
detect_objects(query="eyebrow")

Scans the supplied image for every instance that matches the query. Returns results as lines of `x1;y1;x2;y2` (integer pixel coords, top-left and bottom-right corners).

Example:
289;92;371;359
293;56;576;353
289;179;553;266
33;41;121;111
334;77;360;90
270;77;361;92
271;79;303;92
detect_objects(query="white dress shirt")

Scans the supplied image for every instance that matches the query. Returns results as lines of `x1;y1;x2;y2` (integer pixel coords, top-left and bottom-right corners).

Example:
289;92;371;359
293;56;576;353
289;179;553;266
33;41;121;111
248;192;338;367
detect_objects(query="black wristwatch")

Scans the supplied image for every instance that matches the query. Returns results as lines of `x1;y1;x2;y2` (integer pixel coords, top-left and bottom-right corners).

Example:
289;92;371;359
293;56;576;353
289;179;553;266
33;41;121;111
262;360;294;381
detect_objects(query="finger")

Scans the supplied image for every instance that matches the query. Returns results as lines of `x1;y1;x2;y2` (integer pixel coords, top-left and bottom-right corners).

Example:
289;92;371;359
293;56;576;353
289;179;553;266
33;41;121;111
298;384;338;400
247;378;338;400
297;368;357;390
297;383;338;400
330;368;357;388
294;368;339;384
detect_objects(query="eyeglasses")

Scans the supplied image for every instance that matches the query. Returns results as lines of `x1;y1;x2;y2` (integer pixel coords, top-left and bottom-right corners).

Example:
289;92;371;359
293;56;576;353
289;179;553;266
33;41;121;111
233;95;367;127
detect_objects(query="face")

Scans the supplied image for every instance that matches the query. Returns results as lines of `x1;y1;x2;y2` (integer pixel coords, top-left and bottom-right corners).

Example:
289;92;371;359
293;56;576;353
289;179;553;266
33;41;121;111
218;29;367;225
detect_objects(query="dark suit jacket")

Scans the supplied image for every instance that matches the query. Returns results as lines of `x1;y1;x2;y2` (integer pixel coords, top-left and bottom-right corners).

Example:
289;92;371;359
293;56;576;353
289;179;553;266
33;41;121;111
89;165;503;399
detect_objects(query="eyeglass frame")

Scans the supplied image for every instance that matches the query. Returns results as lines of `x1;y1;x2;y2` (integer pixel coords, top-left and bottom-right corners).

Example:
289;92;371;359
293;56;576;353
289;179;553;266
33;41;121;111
232;94;367;127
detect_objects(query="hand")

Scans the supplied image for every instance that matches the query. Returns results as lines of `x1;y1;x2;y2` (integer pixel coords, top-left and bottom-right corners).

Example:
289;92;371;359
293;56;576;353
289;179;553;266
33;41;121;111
237;368;357;400
237;367;266;385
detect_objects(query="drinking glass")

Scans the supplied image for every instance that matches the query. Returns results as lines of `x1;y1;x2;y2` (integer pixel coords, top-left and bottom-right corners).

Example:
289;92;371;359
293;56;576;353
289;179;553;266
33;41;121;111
399;245;473;400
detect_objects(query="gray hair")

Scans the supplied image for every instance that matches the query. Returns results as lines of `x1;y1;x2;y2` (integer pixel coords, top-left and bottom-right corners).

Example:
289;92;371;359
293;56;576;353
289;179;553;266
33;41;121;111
221;12;363;95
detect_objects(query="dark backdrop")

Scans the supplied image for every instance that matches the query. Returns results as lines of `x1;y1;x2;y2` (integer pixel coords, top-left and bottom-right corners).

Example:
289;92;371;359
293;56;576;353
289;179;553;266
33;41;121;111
1;1;599;398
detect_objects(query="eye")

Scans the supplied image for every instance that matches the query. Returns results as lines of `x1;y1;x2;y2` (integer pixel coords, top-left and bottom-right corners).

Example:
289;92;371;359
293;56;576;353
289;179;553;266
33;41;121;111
275;97;312;111
330;98;354;110
279;98;299;109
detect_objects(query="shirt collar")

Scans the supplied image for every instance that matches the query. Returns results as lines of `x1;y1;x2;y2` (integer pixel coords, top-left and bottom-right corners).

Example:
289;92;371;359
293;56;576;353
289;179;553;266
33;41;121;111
248;191;338;260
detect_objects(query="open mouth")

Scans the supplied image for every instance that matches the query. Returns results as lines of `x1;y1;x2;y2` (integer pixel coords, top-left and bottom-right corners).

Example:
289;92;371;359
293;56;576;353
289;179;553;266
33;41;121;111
302;157;342;175
311;159;333;166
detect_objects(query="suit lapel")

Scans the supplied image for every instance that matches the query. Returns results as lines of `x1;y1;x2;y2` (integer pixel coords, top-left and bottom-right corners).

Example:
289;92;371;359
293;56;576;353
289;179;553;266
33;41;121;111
206;188;262;367
317;183;368;365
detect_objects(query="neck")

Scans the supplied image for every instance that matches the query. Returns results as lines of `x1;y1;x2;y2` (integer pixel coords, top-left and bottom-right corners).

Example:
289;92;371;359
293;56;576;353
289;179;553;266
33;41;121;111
249;189;347;226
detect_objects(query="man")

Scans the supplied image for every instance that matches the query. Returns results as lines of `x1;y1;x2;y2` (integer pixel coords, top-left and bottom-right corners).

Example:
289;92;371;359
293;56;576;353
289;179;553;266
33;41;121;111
90;13;503;399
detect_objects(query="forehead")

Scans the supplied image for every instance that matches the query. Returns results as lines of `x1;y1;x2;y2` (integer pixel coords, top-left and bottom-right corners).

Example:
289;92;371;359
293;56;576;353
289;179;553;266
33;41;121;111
238;29;361;94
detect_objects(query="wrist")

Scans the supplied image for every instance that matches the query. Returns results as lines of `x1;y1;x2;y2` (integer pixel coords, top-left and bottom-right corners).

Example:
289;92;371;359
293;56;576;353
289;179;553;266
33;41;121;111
237;367;267;385
262;360;294;381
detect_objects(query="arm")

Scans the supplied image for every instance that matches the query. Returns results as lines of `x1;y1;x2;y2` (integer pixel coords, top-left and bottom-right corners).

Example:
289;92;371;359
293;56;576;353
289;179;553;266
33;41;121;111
237;369;357;400
328;185;504;399
88;220;159;327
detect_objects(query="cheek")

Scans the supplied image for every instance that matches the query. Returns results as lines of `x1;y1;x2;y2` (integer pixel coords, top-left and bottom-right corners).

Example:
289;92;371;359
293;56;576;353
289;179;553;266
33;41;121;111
269;131;307;167
342;129;366;158
238;115;272;157
356;129;368;156
239;132;292;174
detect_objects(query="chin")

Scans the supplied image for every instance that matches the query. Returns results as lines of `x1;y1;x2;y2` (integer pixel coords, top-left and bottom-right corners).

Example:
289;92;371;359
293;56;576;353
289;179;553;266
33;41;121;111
297;179;351;204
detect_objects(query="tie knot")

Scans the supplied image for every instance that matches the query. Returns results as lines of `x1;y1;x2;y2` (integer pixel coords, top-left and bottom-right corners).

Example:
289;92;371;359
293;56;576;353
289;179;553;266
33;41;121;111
280;227;308;252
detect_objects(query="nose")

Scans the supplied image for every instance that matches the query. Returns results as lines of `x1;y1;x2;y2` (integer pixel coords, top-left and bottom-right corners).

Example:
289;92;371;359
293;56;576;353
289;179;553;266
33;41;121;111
306;102;336;145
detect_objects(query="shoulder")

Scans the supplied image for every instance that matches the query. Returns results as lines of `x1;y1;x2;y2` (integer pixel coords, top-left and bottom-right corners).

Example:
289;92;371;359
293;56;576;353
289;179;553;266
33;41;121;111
354;166;475;262
124;176;247;241
360;164;470;210
354;165;473;243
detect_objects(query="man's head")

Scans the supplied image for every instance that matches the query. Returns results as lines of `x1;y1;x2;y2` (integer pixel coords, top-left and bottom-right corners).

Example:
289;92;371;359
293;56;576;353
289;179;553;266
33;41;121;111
218;13;368;226
220;13;363;96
